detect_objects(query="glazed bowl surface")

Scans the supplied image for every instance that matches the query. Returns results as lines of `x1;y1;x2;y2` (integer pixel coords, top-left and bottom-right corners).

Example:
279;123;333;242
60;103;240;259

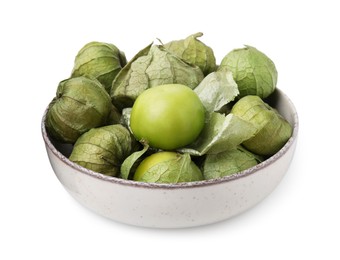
42;88;298;228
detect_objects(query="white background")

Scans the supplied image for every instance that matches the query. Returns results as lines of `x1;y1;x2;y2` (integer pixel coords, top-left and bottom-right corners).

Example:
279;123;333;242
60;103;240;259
1;0;339;259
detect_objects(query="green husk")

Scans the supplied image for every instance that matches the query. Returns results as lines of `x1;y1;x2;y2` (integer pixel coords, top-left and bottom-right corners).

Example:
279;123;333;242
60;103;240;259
194;70;239;115
178;112;257;156
164;32;217;75
69;124;139;176
106;104;122;125
71;41;127;93
45;76;111;143
231;95;292;156
218;45;277;98
111;44;204;110
120;144;149;180
202;146;262;180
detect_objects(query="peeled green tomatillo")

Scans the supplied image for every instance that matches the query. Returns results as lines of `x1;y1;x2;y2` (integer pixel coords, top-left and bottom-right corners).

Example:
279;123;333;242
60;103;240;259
130;84;205;150
133;151;203;183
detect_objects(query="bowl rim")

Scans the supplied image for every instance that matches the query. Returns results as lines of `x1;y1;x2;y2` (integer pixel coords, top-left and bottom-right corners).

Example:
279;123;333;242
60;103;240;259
42;88;298;190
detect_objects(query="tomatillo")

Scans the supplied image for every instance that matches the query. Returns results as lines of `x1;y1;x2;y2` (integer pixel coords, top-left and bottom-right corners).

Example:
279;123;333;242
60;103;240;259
133;151;203;183
133;151;178;181
130;84;205;150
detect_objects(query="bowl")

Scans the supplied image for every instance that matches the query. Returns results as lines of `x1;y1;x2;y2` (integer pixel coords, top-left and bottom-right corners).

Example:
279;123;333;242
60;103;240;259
42;88;298;228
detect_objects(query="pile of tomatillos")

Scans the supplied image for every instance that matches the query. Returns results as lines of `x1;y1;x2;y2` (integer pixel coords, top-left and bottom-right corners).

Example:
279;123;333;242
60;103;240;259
45;32;292;184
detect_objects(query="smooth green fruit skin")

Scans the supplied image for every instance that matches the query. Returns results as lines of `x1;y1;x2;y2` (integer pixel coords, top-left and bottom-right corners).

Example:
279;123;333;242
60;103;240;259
133;151;177;181
130;84;205;150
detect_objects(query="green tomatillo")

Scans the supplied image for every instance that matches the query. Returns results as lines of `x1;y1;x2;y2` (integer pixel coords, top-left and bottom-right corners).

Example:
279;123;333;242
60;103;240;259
231;95;292;156
133;151;203;183
71;41;127;93
45;76;111;143
219;45;277;99
130;84;205;150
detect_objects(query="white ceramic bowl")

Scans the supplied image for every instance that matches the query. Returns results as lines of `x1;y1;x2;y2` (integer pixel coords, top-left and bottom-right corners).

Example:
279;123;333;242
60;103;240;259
42;89;298;228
